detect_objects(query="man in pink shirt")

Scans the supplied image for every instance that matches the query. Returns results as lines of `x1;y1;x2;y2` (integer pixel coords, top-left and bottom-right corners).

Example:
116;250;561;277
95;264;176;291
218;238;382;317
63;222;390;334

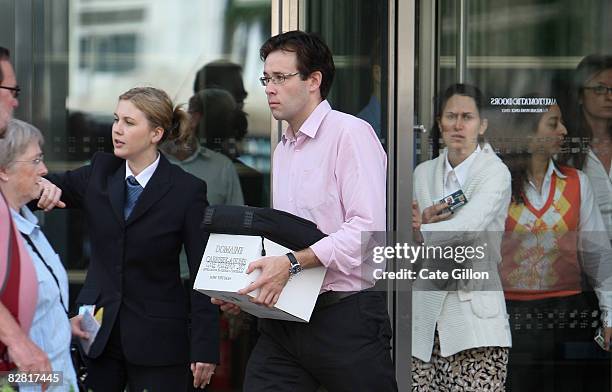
214;31;397;391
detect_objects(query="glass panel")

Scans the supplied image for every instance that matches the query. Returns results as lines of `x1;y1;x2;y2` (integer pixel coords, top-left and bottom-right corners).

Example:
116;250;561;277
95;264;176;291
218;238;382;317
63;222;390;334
303;0;389;147
8;0;272;274
412;1;612;391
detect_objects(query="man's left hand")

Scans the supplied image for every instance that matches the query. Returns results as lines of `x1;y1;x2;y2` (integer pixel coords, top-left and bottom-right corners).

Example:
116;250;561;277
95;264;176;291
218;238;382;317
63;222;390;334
237;255;291;307
190;362;216;389
37;178;65;211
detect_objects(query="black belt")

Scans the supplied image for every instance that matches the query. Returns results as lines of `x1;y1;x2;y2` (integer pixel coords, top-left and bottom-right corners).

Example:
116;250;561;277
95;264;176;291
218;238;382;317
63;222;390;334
314;290;358;309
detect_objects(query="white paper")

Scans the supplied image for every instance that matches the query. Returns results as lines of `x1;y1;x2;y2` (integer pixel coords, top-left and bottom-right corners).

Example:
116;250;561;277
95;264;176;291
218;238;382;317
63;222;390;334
194;234;326;322
79;310;100;355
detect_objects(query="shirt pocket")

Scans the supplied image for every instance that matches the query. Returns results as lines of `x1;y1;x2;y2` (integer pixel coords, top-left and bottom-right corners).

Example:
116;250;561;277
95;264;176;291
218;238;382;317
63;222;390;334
296;168;334;211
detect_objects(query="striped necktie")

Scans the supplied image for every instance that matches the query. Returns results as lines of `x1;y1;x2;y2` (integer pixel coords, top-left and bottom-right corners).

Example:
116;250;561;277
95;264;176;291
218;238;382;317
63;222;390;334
124;175;143;219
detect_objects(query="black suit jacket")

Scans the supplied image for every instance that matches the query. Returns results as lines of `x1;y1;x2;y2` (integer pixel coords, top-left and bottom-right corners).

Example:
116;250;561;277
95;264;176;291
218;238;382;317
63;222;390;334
49;152;219;366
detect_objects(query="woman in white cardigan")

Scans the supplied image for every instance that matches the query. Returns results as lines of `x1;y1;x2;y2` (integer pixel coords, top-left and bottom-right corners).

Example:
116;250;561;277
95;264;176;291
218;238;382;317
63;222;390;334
412;84;512;391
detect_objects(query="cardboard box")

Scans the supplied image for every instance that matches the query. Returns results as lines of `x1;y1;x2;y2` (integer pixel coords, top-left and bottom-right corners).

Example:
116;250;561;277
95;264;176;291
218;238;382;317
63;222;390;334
194;233;327;322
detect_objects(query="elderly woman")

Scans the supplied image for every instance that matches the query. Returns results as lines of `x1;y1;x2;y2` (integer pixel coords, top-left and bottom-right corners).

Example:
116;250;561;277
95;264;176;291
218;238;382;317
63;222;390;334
0;119;79;391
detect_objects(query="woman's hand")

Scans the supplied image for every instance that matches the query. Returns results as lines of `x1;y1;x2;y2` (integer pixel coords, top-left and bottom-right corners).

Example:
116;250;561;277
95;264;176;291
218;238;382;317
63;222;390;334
422;202;452;224
37;178;66;211
70;315;90;339
412;201;423;243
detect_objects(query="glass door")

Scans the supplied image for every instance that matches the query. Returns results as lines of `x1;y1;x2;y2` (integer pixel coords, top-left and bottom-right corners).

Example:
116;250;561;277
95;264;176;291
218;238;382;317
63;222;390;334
411;1;612;391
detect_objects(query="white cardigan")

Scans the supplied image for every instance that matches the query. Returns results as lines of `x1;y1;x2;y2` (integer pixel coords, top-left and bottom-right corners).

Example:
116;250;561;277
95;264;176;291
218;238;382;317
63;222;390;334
412;143;512;362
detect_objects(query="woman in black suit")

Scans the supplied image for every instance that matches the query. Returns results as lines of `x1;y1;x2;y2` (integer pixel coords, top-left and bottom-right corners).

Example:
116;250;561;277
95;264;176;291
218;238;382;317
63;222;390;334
48;87;219;391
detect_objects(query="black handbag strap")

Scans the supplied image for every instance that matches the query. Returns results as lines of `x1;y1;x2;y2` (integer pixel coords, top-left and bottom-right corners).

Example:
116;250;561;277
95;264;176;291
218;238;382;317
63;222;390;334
20;233;69;316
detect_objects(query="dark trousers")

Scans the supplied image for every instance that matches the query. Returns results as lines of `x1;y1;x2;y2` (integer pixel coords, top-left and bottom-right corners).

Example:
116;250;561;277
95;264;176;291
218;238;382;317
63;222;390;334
85;319;189;392
244;291;398;392
506;293;611;392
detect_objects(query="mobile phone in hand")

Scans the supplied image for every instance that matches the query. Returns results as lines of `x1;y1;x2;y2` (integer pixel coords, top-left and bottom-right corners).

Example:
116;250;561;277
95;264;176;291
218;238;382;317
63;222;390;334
595;327;606;350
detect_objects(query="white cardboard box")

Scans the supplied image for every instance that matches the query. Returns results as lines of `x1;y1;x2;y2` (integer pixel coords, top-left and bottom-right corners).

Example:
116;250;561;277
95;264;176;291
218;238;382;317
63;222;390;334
194;233;327;322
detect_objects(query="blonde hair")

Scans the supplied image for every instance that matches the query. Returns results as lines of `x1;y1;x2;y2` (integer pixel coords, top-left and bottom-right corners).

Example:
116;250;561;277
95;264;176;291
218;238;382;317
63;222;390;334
118;87;190;147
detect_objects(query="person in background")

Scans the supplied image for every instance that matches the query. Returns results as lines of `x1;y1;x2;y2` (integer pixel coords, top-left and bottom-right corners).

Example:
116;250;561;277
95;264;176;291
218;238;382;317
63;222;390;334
161;88;243;282
356;39;383;140
43;87;220;391
0;119;90;391
499;96;612;392
559;54;612;243
411;83;512;391
193;60;248;157
194;60;248;110
162;88;243;206
193;60;265;207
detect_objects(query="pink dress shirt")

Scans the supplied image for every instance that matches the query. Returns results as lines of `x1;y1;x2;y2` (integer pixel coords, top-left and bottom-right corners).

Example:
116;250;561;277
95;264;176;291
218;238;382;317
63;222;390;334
272;100;387;292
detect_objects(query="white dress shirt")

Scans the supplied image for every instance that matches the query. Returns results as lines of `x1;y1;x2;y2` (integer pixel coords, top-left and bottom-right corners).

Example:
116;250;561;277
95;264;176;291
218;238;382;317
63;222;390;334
443;145;481;196
125;152;160;188
582;149;612;240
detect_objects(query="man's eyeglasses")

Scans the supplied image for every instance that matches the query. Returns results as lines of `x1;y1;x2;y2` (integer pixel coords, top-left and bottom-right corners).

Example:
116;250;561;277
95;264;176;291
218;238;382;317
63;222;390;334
0;85;20;98
583;85;612;95
259;72;300;86
14;154;44;166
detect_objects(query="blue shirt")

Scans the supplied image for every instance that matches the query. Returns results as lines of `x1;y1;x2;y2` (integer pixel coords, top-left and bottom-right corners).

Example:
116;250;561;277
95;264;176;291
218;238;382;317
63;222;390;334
11;206;77;392
356;95;382;139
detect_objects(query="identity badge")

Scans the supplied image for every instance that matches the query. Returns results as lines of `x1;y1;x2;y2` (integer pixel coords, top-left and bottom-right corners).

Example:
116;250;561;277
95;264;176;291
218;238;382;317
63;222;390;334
439;189;468;212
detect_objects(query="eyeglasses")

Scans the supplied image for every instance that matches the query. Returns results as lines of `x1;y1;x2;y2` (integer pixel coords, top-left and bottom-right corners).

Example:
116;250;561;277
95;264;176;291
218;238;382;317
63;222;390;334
583;85;612;95
14;154;44;166
259;72;300;86
0;85;20;98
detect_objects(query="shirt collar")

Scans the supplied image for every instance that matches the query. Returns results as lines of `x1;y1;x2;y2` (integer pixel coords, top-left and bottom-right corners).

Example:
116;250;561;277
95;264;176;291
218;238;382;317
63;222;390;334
281;100;332;144
527;159;566;190
548;159;567;179
10;206;38;236
125;152;160;188
444;144;481;188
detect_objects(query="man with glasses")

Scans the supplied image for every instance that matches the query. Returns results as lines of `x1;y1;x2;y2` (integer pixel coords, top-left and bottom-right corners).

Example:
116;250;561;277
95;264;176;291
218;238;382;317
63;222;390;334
0;47;19;133
213;31;397;391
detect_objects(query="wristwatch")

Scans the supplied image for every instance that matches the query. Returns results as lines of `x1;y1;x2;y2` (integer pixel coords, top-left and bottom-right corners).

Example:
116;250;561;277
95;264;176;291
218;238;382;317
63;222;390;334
286;252;302;277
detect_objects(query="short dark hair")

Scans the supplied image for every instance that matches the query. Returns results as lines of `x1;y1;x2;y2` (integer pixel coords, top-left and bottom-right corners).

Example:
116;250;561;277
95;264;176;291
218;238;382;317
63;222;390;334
0;46;10;83
260;30;335;99
193;60;248;104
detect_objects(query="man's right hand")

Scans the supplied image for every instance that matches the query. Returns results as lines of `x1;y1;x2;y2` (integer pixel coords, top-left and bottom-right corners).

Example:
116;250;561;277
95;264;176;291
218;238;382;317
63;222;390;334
211;298;241;315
